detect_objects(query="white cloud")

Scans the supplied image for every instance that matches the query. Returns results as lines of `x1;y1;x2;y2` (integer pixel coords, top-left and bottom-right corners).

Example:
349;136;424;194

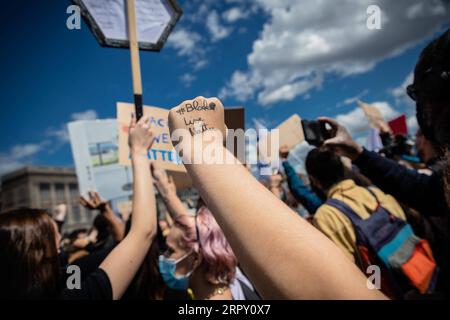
71;109;98;121
252;117;270;130
0;143;47;176
220;0;449;106
46;126;70;142
258;73;323;105
337;89;369;108
167;28;201;56
207;10;232;42
335;101;399;138
46;109;98;143
167;28;208;70
180;73;197;87
0;109;101;176
390;71;414;105
223;7;249;23
390;72;421;135
193;59;208;70
219;70;259;102
407;115;419;134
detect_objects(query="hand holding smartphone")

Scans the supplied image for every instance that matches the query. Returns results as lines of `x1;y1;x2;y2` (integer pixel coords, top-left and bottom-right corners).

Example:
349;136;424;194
301;120;333;147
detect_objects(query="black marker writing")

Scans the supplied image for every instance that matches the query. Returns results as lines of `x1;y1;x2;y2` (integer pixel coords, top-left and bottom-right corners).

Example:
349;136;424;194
184;117;203;126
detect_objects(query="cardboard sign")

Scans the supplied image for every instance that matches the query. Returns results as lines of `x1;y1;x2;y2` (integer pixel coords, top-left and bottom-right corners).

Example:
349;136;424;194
224;107;246;162
117;102;185;172
117;102;245;188
358;101;392;133
257;114;304;167
276;114;305;150
224;107;245;133
73;0;183;51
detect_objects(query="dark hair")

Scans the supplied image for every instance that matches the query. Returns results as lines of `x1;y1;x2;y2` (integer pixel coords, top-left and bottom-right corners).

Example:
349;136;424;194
0;209;61;299
305;147;346;190
93;214;110;243
412;28;450;148
347;167;373;188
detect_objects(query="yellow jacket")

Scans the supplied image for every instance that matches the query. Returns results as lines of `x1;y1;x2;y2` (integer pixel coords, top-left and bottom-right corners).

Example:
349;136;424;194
313;179;406;268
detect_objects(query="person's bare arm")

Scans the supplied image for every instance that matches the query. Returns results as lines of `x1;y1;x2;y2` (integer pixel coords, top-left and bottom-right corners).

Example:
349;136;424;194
80;191;125;242
151;163;190;218
103;208;126;242
168;96;386;300
99;115;157;299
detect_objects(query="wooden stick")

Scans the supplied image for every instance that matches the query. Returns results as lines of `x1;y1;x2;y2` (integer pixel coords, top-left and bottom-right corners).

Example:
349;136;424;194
126;0;143;120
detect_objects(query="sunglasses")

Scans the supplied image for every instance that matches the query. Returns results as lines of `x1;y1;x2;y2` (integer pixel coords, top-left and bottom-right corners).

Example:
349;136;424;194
406;84;417;101
406;67;449;102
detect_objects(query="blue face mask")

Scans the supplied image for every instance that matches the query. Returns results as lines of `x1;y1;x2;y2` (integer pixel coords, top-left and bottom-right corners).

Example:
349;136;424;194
158;252;194;290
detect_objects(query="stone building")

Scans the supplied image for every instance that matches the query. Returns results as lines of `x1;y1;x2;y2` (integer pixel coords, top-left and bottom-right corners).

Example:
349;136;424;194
0;166;94;233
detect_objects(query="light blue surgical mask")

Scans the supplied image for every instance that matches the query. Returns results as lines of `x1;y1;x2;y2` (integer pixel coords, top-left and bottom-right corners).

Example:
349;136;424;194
158;252;195;290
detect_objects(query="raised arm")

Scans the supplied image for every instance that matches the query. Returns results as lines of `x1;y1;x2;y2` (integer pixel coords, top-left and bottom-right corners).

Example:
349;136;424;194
168;96;386;300
99;115;157;299
80;191;125;242
150;162;190;218
280;145;323;214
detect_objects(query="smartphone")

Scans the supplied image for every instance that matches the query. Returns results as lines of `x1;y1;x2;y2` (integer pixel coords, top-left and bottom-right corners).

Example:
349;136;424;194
301;120;332;147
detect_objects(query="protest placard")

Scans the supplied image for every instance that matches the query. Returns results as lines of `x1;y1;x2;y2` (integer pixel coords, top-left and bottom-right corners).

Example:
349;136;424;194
276;114;305;150
74;0;183;119
73;0;182;51
258;114;304;166
68;119;133;201
388;114;408;136
117;102;185;171
358;100;392;133
117;102;245;188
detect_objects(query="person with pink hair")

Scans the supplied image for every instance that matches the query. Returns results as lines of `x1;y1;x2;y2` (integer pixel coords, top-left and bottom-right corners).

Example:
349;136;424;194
152;164;258;300
158;206;236;299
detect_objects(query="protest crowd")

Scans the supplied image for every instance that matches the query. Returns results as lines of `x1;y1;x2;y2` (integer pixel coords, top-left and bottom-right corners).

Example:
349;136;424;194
0;28;449;301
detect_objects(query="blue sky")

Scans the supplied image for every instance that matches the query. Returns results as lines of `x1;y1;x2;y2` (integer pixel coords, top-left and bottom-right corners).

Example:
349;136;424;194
0;0;449;175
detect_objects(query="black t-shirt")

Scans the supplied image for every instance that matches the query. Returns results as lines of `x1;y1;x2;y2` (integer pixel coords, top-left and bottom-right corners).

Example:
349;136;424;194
60;268;112;300
72;240;116;282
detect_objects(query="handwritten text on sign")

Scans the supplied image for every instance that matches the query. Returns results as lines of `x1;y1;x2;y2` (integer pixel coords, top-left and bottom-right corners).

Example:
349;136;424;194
117;102;185;172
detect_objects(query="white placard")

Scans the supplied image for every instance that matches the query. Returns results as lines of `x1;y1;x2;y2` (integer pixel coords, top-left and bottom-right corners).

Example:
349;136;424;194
68;119;133;202
84;0;172;44
75;0;181;50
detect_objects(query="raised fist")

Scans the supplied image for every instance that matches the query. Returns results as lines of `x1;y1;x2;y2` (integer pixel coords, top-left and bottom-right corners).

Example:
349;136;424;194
168;97;227;164
168;96;226;139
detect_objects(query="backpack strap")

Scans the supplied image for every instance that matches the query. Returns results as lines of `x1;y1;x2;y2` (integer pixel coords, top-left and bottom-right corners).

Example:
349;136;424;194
366;186;381;209
366;186;396;217
325;198;363;227
325;198;369;266
237;279;261;300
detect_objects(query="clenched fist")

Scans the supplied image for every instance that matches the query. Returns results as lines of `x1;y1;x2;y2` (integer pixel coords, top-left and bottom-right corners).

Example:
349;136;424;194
128;114;155;156
168;97;227;164
168;96;226;138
